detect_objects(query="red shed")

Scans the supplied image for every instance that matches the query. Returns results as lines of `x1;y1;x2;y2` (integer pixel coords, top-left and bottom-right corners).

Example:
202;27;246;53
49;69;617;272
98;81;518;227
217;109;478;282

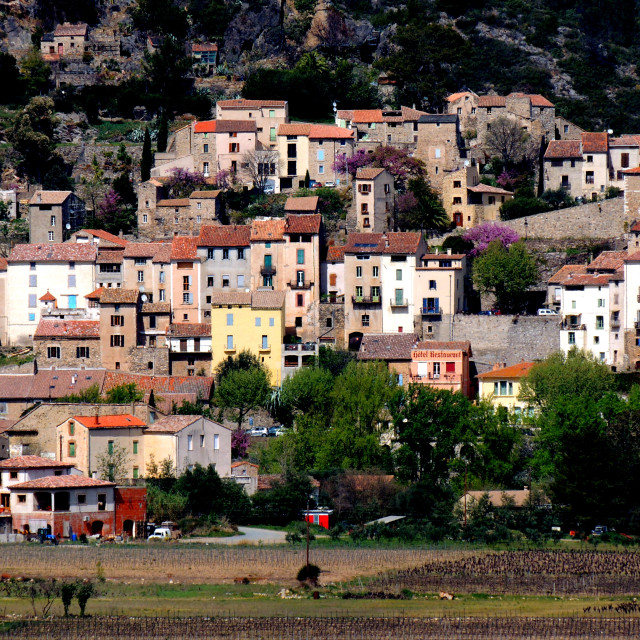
304;508;333;530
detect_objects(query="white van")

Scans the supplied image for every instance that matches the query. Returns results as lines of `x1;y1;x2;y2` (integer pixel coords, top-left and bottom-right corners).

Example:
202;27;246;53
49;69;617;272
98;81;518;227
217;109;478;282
537;308;559;316
148;527;172;540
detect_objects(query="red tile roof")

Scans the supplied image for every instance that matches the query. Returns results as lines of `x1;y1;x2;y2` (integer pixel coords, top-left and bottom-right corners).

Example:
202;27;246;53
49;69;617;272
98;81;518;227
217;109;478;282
623;167;640;175
610;136;640;147
157;198;190;207
250;218;286;242
217;99;286;109
326;245;345;262
285;213;322;234
477;362;535;379
166;323;211;338
53;23;87;37
352;109;384;123
358;333;420;360
385;232;423;254
123;243;166;259
215;120;257;133
192;43;218;52
277;123;311;136
581;132;608;153
103;372;214;396
588;251;627;271
446;91;474;102
152;244;173;263
508;92;554;107
34;320;100;339
39;290;56;302
414;340;472;355
11;475;115;490
198;224;250;247
141;302;171;314
210;290;285;309
29;190;73;205
400;106;429;121
467;184;513;195
284;196;319;212
210;291;251;306
189;190;221;199
145;415;225;433
96;250;124;264
478;96;506;107
544;140;582;159
194;120;217;133
30;370;106;400
547;264;588;284
100;288;139;304
84;287;104;300
356;167;385;180
8;244;97;263
0;455;74;470
78;229;128;247
74;414;146;429
171;236;198;260
336;110;354;120
308;125;354;140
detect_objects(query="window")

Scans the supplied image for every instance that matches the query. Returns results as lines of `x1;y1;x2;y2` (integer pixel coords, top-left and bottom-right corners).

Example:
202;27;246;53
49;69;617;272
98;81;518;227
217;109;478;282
183;292;192;304
363;218;370;228
47;346;60;359
434;148;441;159
396;269;402;281
137;271;144;283
571;300;576;309
394;288;404;305
188;435;193;451
30;262;36;271
133;440;139;455
50;215;56;226
262;335;268;349
203;143;209;153
371;286;380;300
297;249;305;264
197;215;202;223
69;261;75;270
207;276;214;287
568;332;576;345
453;197;462;205
269;318;275;327
587;155;593;163
222;275;230;287
203;162;209;176
158;270;165;284
373;266;379;277
133;467;139;479
361;314;370;327
48;231;54;241
356;266;362;278
622;152;630;169
319;165;324;174
76;347;89;359
433;362;441;378
453;180;461;188
111;315;124;326
77;494;86;505
110;335;124;347
326;317;333;328
270;127;276;142
295;316;302;327
317;149;325;161
296;293;303;307
28;294;37;308
69;421;74;436
226;335;234;349
149;315;156;329
227;313;233;326
585;170;595;184
446;361;456;373
28;313;35;321
229;143;239;153
68;275;76;288
207;248;215;260
108;441;114;455
237;248;245;260
238;274;245;287
255;317;261;327
29;275;36;287
68;441;76;457
429;280;437;290
214;434;220;450
355;285;363;298
223;248;229;260
597;298;605;307
183;275;191;291
596;316;604;330
159;289;166;302
361;203;369;214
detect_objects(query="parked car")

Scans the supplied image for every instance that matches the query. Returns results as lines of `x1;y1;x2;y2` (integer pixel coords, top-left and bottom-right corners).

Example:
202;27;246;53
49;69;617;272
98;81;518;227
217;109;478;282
250;426;269;437
324;181;336;188
537;308;559;316
309;181;323;188
269;425;284;437
148;527;172;540
263;184;275;194
591;525;609;536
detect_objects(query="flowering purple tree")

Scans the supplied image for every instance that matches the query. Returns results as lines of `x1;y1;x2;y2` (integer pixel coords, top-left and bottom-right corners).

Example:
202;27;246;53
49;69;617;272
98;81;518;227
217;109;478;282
231;428;251;459
496;170;519;189
166;168;208;198
370;146;426;191
332;149;371;178
463;221;520;256
215;169;232;190
97;189;122;219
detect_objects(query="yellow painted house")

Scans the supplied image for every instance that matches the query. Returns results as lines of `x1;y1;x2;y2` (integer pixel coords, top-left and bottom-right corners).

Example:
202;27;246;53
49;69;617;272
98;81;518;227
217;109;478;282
210;290;286;386
477;361;535;417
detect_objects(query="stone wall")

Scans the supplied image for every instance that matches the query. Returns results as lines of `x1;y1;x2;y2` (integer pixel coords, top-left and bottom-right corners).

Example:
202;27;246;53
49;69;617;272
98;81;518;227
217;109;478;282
318;301;345;348
503;197;626;240
33;337;101;369
426;314;560;373
126;346;170;376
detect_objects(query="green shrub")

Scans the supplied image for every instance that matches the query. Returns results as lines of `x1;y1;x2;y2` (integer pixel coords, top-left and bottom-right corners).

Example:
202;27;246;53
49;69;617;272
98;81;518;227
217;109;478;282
296;563;321;585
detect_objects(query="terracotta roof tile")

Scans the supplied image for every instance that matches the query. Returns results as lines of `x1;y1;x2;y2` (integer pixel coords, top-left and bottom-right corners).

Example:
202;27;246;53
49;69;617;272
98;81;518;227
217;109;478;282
384;232;422;255
189;190;221;199
544;140;582;159
215;120;257;133
0;455;74;469
84;287;104;300
53;23;87;37
477;362;535;379
344;233;385;254
336;109;354;120
467;184;513;195
29;370;106;400
166;323;211;337
251;290;286;309
623;167;640;175
198;224;250;247
631;220;640;232
0;375;34;399
588;251;627;272
309;125;354;139
356;167;385;180
74;414;146;429
217;99;286;109
34;320;100;339
548;264;588;284
29;190;73;205
103;372;214;397
326;245;345;262
508;92;554;107
211;291;252;306
277;123;311;136
77;229;128;246
145;415;227;433
152;244;172;263
157;198;190;207
11;475;115;490
39;290;57;302
192;43;218;52
446;91;474;102
581;132;608;153
352;109;384;123
0;258;6;271
414;340;472;355
194;120;216;133
123;243;169;259
96;250;124;264
171;236;198;260
99;288;139;304
250;218;286;242
285;214;321;234
8;244;96;263
478;96;506;107
358;333;420;360
400;106;429;121
284;196;319;212
142;302;171;313
610;136;640;147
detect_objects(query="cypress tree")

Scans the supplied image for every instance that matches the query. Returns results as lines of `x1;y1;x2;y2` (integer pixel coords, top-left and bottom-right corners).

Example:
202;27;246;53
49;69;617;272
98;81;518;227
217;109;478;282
157;110;168;153
141;126;152;182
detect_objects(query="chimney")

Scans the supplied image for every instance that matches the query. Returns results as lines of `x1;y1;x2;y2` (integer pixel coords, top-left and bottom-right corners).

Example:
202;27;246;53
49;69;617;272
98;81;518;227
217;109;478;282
447;248;452;255
435;248;439;255
37;193;42;203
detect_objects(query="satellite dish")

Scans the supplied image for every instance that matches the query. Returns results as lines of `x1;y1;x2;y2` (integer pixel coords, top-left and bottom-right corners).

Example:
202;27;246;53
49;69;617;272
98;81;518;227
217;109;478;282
608;129;613;135
464;160;470;167
141;294;148;302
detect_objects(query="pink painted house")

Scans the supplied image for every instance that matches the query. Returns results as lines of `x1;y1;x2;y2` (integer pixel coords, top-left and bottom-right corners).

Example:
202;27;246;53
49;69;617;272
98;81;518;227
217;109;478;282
409;341;473;398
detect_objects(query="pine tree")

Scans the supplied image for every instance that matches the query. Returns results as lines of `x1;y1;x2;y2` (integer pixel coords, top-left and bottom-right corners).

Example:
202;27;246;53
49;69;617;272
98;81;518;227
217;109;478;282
141;126;152;182
157;110;168;153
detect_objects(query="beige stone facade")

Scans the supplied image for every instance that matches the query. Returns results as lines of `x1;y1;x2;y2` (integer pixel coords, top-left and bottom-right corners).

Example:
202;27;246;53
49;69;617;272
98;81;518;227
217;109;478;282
353;167;394;233
33;320;101;369
99;289;139;372
29;191;86;244
216;99;288;150
40;23;88;58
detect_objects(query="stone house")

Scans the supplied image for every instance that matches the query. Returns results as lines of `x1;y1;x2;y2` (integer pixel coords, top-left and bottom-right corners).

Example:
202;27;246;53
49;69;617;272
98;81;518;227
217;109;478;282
609;136;640;191
122;243;171;304
231;461;259;495
445;91;479;137
40;23;88;58
555;115;585;141
57;414;147;480
442;166;513;228
215;120;258;183
98;288;139;372
33;319;101;369
352;167;394;233
276;123;354;190
143;415;232;477
319;245;346;348
170;237;201;324
95;250;125;290
216;99;288;150
284;196;319;215
196;224;252;322
6;243;96;346
356;332;419;386
29;191;86;244
191;42;218;72
166;323;212;376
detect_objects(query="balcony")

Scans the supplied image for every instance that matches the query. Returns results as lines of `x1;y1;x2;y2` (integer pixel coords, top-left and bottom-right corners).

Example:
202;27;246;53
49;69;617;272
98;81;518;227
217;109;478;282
421;306;441;316
352;295;381;305
224;344;236;352
289;280;313;289
259;343;271;352
321;295;344;304
390;298;409;307
284;343;318;352
611;316;621;328
561;183;571;190
561;322;586;330
261;265;276;276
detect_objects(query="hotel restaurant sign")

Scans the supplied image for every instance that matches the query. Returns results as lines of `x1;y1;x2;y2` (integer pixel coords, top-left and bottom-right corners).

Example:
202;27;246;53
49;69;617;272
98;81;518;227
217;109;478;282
412;348;463;360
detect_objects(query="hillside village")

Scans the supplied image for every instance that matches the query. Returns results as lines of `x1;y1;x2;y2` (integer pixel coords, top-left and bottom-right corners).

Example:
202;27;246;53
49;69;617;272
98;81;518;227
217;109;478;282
0;0;640;547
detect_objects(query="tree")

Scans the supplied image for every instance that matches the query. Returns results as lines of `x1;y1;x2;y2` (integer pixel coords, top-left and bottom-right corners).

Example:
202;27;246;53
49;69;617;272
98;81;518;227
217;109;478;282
141;127;152;182
0;52;24;103
484;116;538;168
251;470;314;525
165;168;209;198
463;221;520;256
157;110;169;153
472;240;538;313
243;149;279;193
396;176;449;231
519;349;615;411
310;8;351;53
131;0;189;39
105;383;143;404
96;443;130;482
79;155;107;217
215;367;270;429
0;218;28;258
20;49;51;96
215;350;263;383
